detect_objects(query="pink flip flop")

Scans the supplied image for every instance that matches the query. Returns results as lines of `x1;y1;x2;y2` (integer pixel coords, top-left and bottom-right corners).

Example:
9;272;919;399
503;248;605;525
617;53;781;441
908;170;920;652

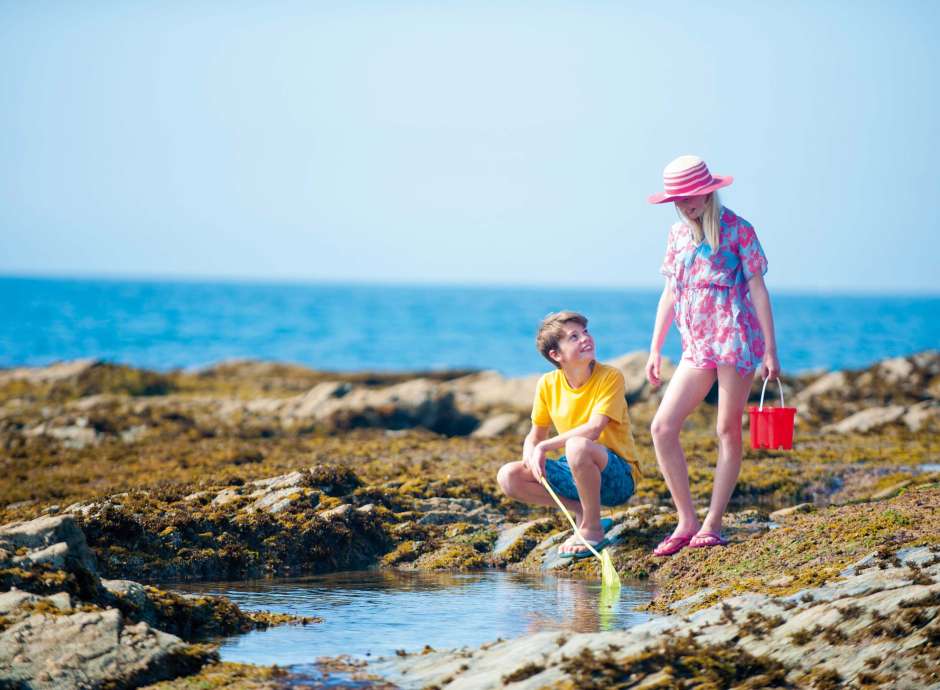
689;531;728;548
652;534;693;557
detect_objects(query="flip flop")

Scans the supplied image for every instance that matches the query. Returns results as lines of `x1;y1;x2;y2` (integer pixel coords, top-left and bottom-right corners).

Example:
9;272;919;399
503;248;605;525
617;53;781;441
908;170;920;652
689;531;728;548
557;518;615;559
652;534;693;557
566;537;612;560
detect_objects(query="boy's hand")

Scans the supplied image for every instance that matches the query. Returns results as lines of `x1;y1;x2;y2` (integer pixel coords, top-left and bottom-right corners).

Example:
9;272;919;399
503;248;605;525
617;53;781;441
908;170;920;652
646;352;662;387
528;444;548;483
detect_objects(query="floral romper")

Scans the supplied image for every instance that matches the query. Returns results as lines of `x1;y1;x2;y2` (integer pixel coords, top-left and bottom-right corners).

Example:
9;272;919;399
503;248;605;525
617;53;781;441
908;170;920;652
660;207;768;376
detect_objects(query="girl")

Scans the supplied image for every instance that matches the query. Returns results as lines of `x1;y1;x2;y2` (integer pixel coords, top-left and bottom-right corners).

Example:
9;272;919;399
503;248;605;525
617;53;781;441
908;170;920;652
645;155;779;556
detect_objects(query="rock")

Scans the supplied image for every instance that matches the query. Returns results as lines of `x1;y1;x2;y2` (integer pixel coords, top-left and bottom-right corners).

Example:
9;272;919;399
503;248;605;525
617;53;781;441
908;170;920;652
283;381;353;418
606;351;676;403
246;487;317;515
471;412;522;438
119;425;148;443
871;480;913;500
769;503;814;521
415;498;503;526
46;425;100;449
0;358;100;386
0;515;97;574
313;379;477;435
447;371;540;412
877;356;915;385
794;371;846;403
0;608;211;690
903;400;940;432
822;405;906;434
911;349;940;375
491;519;547;559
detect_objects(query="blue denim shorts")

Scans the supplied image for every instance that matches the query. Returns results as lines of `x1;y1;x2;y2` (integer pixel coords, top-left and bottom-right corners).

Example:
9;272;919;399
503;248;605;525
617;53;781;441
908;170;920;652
545;448;635;507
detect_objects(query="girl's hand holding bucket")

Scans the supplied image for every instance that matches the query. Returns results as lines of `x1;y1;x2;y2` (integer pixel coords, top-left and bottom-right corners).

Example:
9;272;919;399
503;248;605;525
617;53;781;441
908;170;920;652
761;349;780;381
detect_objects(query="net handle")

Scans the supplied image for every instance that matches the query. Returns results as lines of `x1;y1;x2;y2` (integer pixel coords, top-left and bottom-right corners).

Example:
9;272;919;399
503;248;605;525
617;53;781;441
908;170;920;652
758;377;785;412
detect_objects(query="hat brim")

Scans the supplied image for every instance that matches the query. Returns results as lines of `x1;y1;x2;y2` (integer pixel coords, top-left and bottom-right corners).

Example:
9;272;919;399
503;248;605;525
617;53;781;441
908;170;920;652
647;175;733;204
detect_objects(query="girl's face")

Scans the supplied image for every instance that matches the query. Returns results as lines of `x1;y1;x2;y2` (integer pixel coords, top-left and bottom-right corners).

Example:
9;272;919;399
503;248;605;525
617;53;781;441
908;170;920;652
675;194;709;220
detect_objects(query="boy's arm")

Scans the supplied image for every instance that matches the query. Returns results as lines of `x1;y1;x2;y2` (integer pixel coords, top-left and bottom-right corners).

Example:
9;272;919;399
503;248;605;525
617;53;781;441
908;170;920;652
528;414;610;482
538;413;609;451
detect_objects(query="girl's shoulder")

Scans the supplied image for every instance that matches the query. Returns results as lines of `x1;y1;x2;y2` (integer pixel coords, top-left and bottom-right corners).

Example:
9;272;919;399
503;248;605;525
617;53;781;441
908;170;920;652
721;207;753;230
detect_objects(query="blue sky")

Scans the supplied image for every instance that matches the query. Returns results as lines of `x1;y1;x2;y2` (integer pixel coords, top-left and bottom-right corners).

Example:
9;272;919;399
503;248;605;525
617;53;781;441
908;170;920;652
2;1;937;293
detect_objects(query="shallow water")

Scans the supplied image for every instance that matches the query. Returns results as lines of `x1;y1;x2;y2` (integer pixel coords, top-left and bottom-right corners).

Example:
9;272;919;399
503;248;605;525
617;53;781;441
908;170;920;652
173;569;656;666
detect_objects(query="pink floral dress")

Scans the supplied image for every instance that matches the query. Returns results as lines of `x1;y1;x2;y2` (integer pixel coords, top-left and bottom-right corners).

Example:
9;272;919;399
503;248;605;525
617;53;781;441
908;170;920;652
660;207;768;375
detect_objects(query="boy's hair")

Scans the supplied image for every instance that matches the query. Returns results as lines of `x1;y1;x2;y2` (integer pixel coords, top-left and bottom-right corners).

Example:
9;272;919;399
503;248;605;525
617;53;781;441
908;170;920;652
536;311;588;368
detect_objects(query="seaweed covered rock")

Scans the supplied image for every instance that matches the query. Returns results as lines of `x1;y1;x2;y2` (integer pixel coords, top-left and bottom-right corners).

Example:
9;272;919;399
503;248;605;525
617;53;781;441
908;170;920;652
0;607;214;690
72;466;393;582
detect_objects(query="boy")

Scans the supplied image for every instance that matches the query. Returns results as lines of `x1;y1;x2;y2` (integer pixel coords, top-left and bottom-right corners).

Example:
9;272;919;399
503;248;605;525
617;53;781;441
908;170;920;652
497;311;639;557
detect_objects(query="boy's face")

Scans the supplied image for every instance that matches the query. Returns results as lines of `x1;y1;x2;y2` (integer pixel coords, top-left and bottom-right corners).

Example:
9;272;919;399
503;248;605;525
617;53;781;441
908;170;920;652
550;322;595;368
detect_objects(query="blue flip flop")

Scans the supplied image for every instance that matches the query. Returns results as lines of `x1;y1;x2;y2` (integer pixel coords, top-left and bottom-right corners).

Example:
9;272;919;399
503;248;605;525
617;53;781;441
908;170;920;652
558;517;615;559
568;537;613;560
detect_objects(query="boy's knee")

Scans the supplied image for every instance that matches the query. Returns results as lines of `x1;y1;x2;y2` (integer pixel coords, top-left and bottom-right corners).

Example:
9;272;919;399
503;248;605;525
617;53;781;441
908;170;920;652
497;462;521;496
564;436;591;459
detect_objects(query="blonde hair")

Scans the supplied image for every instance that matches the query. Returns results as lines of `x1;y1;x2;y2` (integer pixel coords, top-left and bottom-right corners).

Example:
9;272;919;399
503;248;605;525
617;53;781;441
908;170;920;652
536;311;587;368
677;192;722;252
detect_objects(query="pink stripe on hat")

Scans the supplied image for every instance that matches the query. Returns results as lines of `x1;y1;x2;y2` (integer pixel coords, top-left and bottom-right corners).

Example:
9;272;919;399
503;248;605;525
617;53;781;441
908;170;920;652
647;155;733;204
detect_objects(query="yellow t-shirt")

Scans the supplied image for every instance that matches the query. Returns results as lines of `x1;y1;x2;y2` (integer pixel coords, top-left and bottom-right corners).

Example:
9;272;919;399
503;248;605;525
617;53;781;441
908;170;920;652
531;362;640;477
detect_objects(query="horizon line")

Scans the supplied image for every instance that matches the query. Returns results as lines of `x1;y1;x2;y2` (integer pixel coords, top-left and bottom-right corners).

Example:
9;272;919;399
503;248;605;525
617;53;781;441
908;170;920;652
1;269;938;299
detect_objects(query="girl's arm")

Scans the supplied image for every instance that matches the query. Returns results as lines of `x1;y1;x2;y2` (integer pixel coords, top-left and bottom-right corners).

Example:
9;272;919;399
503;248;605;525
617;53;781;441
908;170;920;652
747;273;780;379
646;282;676;386
528;414;610;481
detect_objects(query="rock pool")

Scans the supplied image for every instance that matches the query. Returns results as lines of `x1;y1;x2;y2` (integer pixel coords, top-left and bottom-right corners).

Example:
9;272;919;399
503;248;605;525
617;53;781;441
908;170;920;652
172;569;656;666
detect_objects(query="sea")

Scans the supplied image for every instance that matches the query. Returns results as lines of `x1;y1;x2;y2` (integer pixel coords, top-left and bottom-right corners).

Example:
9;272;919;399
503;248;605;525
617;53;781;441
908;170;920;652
1;276;937;376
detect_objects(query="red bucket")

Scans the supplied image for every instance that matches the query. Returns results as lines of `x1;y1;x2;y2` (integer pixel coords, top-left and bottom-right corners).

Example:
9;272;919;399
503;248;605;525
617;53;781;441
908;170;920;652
749;377;796;450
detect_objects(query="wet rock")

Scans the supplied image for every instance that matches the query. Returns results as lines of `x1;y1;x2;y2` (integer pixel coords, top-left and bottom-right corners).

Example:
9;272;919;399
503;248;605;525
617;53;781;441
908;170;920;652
822;405;906;434
0;608;211;690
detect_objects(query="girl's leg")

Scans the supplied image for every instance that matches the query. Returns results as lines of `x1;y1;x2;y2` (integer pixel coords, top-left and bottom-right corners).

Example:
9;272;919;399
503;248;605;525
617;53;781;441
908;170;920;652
697;365;753;536
650;361;717;538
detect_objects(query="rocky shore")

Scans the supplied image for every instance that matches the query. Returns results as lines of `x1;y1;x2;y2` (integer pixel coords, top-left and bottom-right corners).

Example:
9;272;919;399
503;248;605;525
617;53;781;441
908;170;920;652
1;351;937;688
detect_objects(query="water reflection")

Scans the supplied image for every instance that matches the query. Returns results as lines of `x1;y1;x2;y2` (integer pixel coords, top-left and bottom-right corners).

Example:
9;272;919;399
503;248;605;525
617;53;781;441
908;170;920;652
172;569;656;666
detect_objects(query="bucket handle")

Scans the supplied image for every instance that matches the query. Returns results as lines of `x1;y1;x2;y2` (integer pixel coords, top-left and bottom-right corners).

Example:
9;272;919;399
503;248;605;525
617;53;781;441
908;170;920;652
758;377;785;412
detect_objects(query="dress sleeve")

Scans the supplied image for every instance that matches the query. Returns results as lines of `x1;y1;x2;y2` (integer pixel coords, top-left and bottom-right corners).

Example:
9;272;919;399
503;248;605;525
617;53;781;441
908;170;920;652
737;221;768;281
591;369;629;424
530;374;552;427
659;225;678;277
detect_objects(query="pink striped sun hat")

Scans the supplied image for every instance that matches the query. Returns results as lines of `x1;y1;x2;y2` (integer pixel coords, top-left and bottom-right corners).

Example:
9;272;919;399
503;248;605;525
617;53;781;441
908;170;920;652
647;155;733;204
